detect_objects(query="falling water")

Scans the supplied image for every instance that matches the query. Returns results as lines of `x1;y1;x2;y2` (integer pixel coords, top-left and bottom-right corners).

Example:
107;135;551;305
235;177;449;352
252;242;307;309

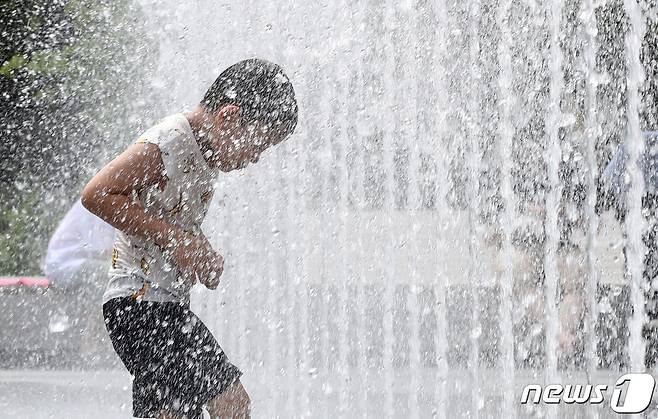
544;2;564;419
495;0;516;416
467;0;483;416
432;0;450;417
277;4;300;414
623;0;648;376
402;2;422;416
352;4;367;415
124;0;658;417
284;140;298;415
581;1;601;418
382;0;397;416
260;5;281;413
297;65;311;419
336;74;351;417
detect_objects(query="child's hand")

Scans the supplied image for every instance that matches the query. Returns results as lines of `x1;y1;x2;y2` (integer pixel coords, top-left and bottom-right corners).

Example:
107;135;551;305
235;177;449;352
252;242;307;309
200;252;224;290
168;233;223;288
194;235;224;289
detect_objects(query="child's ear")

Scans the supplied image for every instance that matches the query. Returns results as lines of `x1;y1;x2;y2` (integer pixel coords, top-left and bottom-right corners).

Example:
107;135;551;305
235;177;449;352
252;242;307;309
216;105;240;125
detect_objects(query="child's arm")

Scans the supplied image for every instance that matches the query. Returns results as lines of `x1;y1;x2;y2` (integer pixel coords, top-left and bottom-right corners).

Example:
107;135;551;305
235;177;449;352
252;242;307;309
80;142;186;249
81;142;224;287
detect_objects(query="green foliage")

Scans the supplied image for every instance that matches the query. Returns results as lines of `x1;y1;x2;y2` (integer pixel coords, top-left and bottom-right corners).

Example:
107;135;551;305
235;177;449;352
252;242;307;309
0;190;54;275
0;0;158;275
0;54;27;77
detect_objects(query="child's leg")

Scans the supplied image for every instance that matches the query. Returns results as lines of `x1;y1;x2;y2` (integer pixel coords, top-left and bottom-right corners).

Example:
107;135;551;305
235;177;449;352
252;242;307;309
155;410;200;419
205;379;251;419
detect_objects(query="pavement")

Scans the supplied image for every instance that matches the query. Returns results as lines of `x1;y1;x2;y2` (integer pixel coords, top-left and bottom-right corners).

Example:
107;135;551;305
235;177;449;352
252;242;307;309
0;370;132;419
4;368;658;418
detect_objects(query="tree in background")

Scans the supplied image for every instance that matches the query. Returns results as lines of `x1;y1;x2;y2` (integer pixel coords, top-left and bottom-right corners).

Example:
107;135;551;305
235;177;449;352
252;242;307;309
0;0;158;275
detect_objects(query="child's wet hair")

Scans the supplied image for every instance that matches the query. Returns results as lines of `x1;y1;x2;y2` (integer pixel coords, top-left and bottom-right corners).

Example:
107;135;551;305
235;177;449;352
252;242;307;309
201;58;298;141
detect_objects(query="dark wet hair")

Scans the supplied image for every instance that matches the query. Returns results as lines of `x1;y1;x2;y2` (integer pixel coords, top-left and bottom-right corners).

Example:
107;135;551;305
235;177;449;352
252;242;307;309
201;58;298;141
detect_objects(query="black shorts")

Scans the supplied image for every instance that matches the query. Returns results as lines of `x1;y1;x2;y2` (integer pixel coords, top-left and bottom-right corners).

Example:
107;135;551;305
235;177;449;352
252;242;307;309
103;297;242;419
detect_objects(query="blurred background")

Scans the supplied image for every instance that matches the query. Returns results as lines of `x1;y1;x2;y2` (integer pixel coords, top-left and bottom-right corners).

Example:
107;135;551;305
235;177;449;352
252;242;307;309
0;0;157;369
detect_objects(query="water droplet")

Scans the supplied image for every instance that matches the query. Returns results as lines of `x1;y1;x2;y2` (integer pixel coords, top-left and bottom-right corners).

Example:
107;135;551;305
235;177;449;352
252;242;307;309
598;297;612;313
48;313;70;333
471;326;482;339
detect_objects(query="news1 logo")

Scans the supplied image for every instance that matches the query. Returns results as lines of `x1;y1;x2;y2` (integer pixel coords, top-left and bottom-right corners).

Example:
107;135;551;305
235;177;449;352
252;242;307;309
520;373;656;413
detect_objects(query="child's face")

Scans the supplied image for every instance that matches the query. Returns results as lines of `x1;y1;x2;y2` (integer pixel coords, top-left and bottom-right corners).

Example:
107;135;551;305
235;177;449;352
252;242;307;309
211;119;283;172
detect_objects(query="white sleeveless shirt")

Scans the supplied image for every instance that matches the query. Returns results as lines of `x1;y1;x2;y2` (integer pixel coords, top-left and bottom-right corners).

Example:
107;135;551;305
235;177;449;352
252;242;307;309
102;113;219;304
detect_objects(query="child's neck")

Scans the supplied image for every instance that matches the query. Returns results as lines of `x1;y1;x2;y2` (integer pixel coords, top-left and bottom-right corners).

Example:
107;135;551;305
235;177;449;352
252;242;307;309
184;108;217;168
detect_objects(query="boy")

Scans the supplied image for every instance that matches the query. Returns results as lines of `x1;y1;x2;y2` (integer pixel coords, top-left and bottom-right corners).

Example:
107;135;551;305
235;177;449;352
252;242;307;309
81;58;298;419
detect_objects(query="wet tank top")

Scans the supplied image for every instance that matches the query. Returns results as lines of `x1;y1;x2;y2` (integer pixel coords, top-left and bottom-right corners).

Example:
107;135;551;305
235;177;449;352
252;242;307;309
102;113;219;304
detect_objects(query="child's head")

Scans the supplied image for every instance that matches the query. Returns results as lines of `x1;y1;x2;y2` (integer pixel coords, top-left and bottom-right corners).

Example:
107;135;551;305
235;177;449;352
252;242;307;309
199;58;298;171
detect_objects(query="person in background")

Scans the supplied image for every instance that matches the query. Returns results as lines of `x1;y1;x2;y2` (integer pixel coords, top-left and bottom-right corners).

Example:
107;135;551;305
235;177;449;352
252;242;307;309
42;197;116;365
44;198;116;289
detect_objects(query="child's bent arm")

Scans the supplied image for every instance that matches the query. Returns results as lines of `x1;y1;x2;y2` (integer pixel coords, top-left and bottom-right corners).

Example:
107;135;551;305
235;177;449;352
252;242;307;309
80;142;188;249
